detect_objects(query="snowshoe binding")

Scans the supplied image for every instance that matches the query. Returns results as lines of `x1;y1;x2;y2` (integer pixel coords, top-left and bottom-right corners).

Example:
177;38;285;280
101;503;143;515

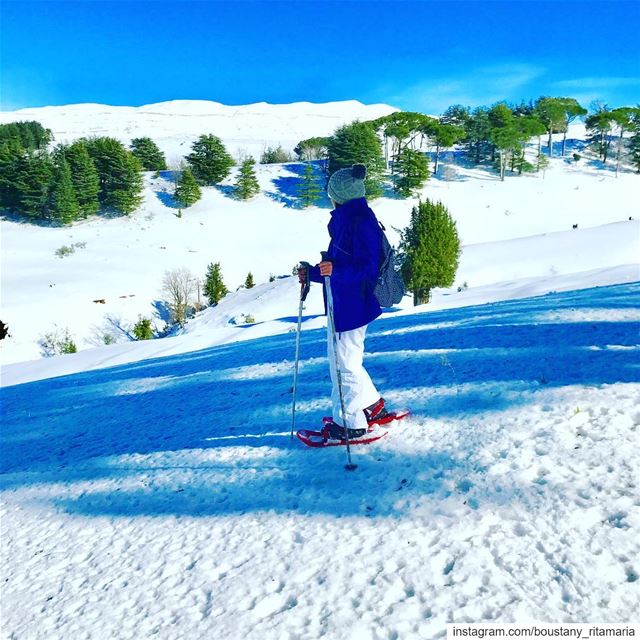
296;420;387;448
323;398;410;430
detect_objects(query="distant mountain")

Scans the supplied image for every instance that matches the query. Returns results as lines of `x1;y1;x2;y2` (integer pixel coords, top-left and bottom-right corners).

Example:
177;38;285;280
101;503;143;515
0;99;398;161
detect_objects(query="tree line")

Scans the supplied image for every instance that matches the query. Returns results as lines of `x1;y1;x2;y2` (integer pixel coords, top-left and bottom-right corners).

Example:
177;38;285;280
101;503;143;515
295;96;640;196
2;95;638;224
0;122;162;223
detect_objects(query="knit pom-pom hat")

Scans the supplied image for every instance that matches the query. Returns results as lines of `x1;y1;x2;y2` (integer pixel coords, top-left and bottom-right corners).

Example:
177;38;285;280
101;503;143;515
327;163;367;205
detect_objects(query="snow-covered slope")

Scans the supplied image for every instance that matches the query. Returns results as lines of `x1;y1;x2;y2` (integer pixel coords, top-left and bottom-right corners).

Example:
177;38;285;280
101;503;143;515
0;99;397;160
1;283;639;639
1;100;639;638
3;260;639;389
1;156;638;367
1;100;638;369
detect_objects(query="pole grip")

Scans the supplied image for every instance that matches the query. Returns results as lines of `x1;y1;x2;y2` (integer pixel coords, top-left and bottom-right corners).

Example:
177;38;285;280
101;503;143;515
298;261;311;302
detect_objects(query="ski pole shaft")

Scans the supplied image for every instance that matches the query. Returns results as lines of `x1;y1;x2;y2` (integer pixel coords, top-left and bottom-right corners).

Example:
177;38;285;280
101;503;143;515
290;293;304;439
291;264;311;440
325;275;356;471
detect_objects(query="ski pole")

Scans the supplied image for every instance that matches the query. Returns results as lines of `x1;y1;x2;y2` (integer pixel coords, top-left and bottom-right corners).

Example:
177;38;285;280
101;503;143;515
290;262;311;440
324;273;357;471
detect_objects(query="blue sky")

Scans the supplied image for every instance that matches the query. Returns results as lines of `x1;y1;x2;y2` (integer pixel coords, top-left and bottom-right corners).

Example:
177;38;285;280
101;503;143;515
2;0;639;113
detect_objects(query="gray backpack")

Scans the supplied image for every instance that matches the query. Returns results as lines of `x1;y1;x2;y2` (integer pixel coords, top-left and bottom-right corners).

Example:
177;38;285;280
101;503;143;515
373;221;406;307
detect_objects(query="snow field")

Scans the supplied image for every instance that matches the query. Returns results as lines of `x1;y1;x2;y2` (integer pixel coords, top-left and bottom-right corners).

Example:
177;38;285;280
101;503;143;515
1;283;639;638
1;160;638;367
1;103;639;367
1;100;639;638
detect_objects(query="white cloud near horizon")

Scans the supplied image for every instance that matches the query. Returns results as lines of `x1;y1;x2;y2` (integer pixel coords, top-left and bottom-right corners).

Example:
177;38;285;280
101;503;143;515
385;63;546;114
552;76;640;90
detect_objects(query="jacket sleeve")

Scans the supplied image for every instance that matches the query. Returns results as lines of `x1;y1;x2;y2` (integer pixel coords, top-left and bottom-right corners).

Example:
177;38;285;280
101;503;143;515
331;217;380;286
308;264;323;283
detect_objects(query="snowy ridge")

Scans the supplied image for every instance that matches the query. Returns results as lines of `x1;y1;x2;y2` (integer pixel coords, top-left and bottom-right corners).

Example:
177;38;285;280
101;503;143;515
0;99;398;160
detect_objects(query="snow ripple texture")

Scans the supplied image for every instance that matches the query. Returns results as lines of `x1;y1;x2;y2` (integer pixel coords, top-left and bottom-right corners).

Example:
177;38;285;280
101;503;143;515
1;283;639;639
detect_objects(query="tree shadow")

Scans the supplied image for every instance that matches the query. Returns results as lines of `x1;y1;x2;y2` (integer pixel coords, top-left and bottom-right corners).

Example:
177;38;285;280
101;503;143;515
276;314;323;324
155;189;180;209
51;447;532;519
265;161;332;209
380;180;406;200
541;141;567;157
562;139;587;154
0;211;63;228
1;282;638;520
151;299;173;325
215;184;237;199
433;167;471;182
158;170;178;183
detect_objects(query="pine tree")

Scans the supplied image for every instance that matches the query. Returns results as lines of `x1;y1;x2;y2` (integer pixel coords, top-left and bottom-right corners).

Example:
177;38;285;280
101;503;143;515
130;137;167;171
400;199;461;306
186;134;234;185
260;145;291;164
534;97;567;157
610;107;637;177
235;157;260;200
294;136;330;161
298;162;322;207
465;107;492;164
379;112;430;170
517;115;547;169
244;272;255;289
15;151;54;219
441;105;471;129
0;139;24;211
393;148;429;197
133;317;154;340
84;137;144;214
327;122;386;199
491;124;527;181
536;152;550;177
203;262;229;305
487;104;534;180
586;108;614;163
0;121;52;151
47;158;80;224
431;123;465;176
174;168;202;207
630;134;640;173
66;141;100;217
558;98;587;156
630;109;640;173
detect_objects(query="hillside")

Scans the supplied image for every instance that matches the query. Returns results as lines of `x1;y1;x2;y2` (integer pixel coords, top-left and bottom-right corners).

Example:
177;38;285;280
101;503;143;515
1;125;638;367
1;282;639;638
0;100;639;639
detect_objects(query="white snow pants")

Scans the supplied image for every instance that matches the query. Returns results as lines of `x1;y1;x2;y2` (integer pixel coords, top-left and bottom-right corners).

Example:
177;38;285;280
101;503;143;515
327;324;380;431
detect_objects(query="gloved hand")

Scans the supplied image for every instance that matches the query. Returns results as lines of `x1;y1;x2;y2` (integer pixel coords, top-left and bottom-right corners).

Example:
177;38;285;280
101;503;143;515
297;263;308;285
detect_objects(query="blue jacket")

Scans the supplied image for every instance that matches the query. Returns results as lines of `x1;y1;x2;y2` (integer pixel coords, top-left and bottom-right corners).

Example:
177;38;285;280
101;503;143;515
309;197;382;332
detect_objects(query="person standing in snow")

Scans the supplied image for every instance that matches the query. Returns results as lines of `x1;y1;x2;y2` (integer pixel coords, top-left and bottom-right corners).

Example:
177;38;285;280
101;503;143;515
298;163;392;441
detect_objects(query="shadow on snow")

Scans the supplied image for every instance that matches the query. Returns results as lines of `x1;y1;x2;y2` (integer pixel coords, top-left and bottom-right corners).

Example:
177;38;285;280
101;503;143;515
1;282;638;517
265;161;332;209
